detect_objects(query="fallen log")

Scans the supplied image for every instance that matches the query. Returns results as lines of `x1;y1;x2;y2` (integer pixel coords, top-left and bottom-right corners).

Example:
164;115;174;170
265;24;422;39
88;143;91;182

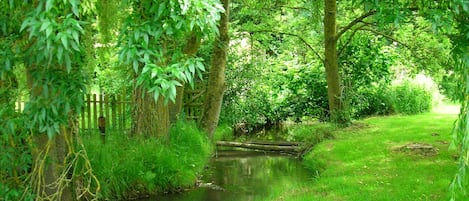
216;141;301;153
245;140;303;146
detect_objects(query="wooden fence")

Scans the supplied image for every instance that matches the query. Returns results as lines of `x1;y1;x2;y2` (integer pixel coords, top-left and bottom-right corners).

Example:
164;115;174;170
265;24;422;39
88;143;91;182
15;88;206;133
80;93;131;133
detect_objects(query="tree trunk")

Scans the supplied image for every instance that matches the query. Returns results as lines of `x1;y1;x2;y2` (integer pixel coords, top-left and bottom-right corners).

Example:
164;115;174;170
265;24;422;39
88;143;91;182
32;134;73;200
169;86;184;124
324;0;344;123
131;85;169;137
200;0;230;138
133;33;202;137
27;68;73;200
155;96;170;137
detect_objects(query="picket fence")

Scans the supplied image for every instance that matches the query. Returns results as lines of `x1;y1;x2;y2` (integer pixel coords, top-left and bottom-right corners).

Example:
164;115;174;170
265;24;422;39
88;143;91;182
15;89;205;133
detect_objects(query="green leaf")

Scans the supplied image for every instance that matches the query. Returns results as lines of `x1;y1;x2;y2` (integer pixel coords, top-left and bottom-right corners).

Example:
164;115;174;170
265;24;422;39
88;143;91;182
158;2;166;17
142;65;151;74
20;20;29;32
169;85;176;102
153;90;160;101
72;31;79;43
41;108;46;121
134;31;140;41
46;0;54;12
47;126;54;139
143;34;149;47
60;34;69;50
196;60;205;71
57;45;64;63
190;20;195;30
133;60;139;73
46;26;53;38
70;41;79;51
64;53;71;72
161;80;169;91
171;80;182;87
40;21;50;32
188;63;195;74
71;1;79;17
176;21;183;29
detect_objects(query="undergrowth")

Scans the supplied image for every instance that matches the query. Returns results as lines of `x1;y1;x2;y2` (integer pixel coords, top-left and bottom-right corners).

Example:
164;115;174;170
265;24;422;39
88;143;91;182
83;120;212;200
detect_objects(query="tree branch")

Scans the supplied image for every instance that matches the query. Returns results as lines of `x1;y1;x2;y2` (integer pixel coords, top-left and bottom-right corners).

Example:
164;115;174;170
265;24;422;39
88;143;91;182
338;23;367;56
358;27;411;49
250;30;324;63
337;10;376;40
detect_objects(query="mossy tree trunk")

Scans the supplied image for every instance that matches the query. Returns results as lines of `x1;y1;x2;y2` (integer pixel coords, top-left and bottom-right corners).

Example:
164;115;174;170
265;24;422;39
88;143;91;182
200;0;230;138
27;68;73;200
132;34;202;137
324;0;345;123
131;85;168;137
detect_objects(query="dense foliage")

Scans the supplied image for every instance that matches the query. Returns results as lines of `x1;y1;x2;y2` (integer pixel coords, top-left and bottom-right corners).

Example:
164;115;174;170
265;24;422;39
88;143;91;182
118;0;223;102
1;0;468;199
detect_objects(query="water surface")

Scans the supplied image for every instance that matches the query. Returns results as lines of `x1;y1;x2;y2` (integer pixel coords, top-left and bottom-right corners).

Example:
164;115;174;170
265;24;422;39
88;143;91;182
145;150;314;201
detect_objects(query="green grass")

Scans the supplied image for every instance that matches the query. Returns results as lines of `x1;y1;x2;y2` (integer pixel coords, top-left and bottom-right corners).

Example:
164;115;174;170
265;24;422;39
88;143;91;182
82;120;212;200
266;105;462;200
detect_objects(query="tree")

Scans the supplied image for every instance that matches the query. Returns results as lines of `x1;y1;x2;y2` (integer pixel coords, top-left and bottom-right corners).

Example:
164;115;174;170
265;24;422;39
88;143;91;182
200;0;230;138
15;0;99;200
117;0;223;137
323;0;343;123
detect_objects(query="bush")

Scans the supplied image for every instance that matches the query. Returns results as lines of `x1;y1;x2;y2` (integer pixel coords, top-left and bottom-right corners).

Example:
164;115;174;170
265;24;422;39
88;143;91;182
83;120;212;200
388;81;432;114
350;85;394;118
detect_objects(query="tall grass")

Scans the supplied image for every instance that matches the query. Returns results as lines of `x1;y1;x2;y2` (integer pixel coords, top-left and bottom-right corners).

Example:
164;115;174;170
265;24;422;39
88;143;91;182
388;80;433;114
83;120;212;200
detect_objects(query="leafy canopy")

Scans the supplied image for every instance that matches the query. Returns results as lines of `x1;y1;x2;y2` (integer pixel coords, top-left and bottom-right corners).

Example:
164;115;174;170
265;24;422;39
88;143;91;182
118;0;224;103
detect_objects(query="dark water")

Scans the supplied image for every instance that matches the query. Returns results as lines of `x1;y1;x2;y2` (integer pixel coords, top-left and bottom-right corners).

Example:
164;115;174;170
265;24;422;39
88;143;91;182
141;150;314;201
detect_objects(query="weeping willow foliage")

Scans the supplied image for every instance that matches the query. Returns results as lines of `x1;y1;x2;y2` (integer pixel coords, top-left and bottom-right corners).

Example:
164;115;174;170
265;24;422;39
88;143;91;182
443;1;469;200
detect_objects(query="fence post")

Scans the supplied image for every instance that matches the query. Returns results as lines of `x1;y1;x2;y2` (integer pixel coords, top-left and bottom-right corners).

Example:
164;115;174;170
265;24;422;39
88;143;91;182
87;94;92;131
111;95;117;131
93;94;98;130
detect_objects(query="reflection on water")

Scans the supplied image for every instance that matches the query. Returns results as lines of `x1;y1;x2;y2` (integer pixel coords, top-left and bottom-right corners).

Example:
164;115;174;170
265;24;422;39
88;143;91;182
143;150;314;201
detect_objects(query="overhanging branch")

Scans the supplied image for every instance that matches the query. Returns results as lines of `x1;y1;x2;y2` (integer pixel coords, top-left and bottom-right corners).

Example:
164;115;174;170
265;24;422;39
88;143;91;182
338;24;367;56
337;10;377;40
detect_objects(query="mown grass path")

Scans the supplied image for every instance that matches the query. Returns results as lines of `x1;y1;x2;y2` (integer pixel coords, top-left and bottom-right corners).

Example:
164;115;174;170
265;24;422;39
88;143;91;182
266;106;460;201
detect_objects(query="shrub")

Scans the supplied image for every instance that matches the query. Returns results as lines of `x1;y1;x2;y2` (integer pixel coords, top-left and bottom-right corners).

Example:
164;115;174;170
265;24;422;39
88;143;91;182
351;85;394;118
388;81;432;114
83;120;212;200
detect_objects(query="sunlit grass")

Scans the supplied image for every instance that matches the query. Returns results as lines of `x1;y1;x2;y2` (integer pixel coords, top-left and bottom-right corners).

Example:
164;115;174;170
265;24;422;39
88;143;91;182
267;106;460;200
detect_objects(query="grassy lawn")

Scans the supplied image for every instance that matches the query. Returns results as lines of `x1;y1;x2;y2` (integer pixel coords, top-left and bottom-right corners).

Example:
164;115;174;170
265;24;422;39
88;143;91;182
270;105;462;200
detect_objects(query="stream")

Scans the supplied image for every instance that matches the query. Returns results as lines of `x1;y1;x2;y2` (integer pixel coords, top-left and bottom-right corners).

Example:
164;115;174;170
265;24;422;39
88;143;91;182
142;149;315;201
